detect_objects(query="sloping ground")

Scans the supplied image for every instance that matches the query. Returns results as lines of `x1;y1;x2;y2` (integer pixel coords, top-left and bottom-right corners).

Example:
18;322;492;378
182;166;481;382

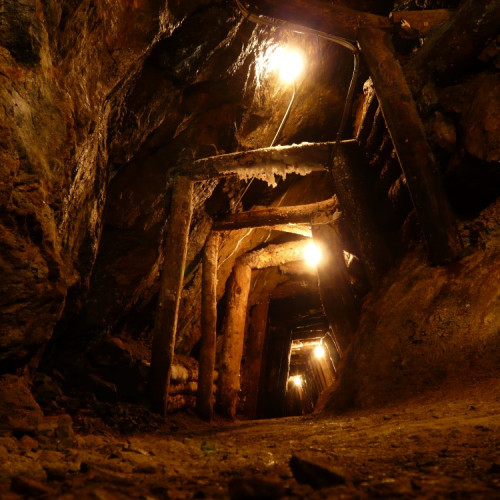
0;378;499;498
324;199;500;412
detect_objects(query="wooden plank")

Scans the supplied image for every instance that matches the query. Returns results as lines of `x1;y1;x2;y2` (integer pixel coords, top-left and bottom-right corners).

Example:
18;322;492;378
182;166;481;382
358;27;462;264
261;224;312;238
149;177;193;416
196;232;219;421
244;0;391;40
243;240;310;270
213;196;339;231
179;141;355;181
390;9;453;36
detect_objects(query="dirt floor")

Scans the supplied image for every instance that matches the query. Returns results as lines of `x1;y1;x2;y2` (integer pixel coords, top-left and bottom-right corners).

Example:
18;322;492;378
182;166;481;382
1;377;499;499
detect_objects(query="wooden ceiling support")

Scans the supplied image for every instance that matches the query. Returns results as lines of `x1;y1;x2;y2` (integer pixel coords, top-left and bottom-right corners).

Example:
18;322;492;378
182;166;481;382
149;177;193;416
214;196;339;231
196;232;219;421
178;141;354;181
248;0;391;40
244;0;464;265
358;27;462;264
217;262;252;419
390;9;453;36
216;240;312;419
330;142;390;287
242;240;310;269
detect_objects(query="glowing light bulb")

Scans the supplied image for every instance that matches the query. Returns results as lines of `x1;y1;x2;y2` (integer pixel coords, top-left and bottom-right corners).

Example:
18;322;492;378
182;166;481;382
314;344;326;359
304;241;321;267
269;46;304;83
290;375;303;388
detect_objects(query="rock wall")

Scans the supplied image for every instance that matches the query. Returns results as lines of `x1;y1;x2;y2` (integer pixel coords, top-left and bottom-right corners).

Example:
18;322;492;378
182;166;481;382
0;0;174;369
325;200;500;411
1;0;354;374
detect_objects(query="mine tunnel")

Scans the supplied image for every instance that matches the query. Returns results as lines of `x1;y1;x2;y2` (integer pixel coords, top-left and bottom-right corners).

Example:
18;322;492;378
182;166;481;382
1;0;499;498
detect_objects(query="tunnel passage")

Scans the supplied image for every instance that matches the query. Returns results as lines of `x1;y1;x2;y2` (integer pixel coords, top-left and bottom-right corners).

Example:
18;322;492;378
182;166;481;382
255;293;338;419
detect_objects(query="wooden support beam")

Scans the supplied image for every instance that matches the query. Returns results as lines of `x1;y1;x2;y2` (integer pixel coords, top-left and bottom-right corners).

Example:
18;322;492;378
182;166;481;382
278;261;317;277
149;177;193;416
329;142;390;287
312;223;359;353
390;9;453;36
213;196;339;231
217;238;317;419
405;0;500;91
247;0;391;40
262;224;312;238
242;240;310;269
217;261;252;419
240;300;269;419
358;27;462;264
178;141;354;181
196;232;219;421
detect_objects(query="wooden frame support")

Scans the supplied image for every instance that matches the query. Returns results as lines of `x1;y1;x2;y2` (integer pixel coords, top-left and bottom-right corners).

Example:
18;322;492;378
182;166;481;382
330;142;390;288
358;27;462;265
213;196;339;231
217;261;252;419
149;177;193;416
217;239;318;419
196;232;219;421
177;141;354;181
248;0;391;40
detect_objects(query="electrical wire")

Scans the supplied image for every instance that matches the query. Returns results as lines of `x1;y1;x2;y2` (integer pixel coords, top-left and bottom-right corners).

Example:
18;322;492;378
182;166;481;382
234;0;360;191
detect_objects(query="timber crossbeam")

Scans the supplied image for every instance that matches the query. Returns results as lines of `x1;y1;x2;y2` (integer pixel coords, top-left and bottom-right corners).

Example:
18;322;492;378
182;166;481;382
176;141;356;181
213;196;339;232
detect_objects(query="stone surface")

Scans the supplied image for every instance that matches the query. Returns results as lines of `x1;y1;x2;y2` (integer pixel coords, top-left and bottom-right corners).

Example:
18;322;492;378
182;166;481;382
325;201;500;411
0;0;173;370
1;380;499;498
0;375;43;434
289;453;347;489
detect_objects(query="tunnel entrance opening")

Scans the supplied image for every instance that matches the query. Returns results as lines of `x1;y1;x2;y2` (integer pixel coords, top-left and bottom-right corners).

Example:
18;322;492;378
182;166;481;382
255;293;338;419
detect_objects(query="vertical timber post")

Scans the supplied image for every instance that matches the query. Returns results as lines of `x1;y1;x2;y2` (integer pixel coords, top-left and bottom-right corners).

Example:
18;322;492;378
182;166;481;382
217;260;252;419
196;231;219;421
240;299;270;418
312;223;359;352
149;176;193;416
358;27;462;264
331;143;390;288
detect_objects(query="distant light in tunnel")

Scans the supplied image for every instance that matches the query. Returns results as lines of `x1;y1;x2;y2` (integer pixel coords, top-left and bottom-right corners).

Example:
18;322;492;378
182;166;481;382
314;344;326;359
304;241;321;267
269;46;304;84
290;375;303;388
